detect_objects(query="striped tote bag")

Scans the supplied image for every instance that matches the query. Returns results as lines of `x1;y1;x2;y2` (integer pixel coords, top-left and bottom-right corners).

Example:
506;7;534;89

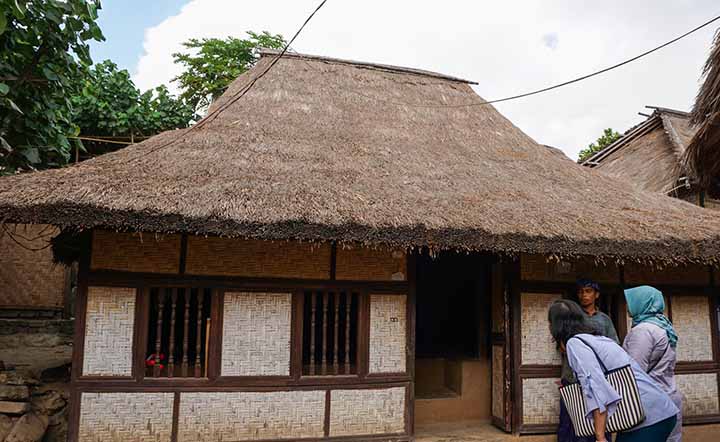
558;337;645;437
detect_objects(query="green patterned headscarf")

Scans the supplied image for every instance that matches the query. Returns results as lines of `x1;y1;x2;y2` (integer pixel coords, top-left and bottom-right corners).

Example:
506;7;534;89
624;285;678;348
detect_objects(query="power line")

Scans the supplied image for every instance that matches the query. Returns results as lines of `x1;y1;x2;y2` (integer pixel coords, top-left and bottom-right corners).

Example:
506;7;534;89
132;0;330;160
305;12;720;108
130;7;719;161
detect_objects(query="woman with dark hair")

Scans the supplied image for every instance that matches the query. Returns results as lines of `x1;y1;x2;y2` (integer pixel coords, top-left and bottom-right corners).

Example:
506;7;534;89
548;299;678;442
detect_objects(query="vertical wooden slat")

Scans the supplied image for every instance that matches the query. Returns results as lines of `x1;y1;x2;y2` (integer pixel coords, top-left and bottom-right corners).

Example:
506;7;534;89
321;291;328;375
182;289;190;377
333;292;340;374
310;292;316;375
168;288;178;378
154;289;164;377
345;292;351;374
195;290;204;378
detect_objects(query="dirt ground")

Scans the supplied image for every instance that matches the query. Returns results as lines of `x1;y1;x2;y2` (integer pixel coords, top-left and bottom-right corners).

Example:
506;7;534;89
415;420;720;442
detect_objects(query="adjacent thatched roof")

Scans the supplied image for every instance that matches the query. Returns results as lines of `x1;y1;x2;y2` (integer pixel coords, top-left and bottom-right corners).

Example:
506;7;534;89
2;50;720;263
687;30;720;189
582;107;695;195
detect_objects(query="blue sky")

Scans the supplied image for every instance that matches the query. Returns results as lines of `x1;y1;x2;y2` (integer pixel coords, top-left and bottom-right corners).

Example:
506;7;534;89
89;0;186;72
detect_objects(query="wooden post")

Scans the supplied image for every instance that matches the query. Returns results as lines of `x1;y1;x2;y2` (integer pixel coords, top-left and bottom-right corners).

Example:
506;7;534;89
321;292;328;375
154;291;164;377
310;293;316;375
168;289;177;377
195;291;204;377
333;292;340;374
182;290;190;377
345;292;351;374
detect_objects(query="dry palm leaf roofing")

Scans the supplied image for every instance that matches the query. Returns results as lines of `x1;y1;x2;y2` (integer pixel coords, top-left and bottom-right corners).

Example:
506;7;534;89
1;50;720;263
688;30;720;189
583;107;696;194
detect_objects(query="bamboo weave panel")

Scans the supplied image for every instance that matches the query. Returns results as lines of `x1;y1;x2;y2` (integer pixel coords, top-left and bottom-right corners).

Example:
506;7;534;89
335;246;406;281
676;373;720;416
492;345;504;420
369;294;407;374
177;391;325;442
520;254;619;283
329;387;406;437
522;378;561;425
78;392;174;442
624;263;709;285
82;286;136;376
185;237;331;279
0;224;65;308
521;293;562;365
671;296;713;362
91;230;181;274
221;292;291;376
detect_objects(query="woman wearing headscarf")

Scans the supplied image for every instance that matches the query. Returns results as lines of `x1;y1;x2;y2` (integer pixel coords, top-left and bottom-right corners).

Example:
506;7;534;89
623;286;682;442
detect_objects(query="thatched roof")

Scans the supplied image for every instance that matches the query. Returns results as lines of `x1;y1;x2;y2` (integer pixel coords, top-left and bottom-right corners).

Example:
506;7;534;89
582;107;695;195
687;30;720;190
2;50;720;263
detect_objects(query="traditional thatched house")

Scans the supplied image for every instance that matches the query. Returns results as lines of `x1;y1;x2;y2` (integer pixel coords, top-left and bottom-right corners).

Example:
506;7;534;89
687;30;720;192
581;106;719;208
1;50;720;441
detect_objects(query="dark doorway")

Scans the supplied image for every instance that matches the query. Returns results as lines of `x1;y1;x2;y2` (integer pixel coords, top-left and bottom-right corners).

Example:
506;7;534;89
415;249;491;359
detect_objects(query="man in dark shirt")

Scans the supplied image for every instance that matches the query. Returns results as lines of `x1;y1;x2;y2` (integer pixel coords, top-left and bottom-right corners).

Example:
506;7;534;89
557;278;619;442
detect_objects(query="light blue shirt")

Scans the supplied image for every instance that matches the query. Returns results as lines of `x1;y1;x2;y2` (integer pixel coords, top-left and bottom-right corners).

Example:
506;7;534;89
566;334;679;431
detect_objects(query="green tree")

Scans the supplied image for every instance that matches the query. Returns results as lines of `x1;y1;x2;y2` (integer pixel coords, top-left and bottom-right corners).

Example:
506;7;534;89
0;0;104;173
71;60;194;156
172;31;285;114
578;128;622;163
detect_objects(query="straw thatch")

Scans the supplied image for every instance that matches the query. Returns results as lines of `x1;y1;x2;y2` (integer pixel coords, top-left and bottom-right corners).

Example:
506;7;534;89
2;50;720;263
583;108;695;195
688;30;720;189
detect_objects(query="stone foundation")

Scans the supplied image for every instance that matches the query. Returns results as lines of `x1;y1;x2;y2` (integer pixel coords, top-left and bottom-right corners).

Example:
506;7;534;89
0;319;72;442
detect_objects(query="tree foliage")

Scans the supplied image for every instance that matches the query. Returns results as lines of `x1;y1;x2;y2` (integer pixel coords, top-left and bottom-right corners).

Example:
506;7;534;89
172;31;285;114
0;0;104;173
71;60;194;155
578;128;622;163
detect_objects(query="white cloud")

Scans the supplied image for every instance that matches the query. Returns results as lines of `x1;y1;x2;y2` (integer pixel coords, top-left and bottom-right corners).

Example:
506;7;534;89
543;33;559;50
133;0;718;160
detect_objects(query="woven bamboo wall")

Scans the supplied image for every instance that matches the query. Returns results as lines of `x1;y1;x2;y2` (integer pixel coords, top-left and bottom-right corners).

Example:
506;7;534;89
177;391;326;442
520;254;619;283
335;246;406;281
78;392;174;442
91;230;181;274
369;295;407;374
671;295;714;362
0;224;65;309
185;236;331;279
521;293;562;365
329;387;406;437
82;286;136;376
676;373;720;417
624;262;710;286
522;378;560;425
221;292;291;376
492;345;504;420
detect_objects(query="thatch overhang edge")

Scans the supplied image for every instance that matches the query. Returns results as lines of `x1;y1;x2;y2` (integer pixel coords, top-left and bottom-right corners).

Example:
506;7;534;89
2;203;719;267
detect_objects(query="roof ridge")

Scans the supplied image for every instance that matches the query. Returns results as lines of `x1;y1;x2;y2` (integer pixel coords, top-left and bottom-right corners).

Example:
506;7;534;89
258;48;478;85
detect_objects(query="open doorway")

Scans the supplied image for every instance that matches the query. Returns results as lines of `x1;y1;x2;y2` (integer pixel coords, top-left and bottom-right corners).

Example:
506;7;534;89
414;249;494;424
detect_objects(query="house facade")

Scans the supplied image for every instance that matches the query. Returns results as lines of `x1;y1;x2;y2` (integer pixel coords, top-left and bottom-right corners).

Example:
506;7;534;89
2;51;720;441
